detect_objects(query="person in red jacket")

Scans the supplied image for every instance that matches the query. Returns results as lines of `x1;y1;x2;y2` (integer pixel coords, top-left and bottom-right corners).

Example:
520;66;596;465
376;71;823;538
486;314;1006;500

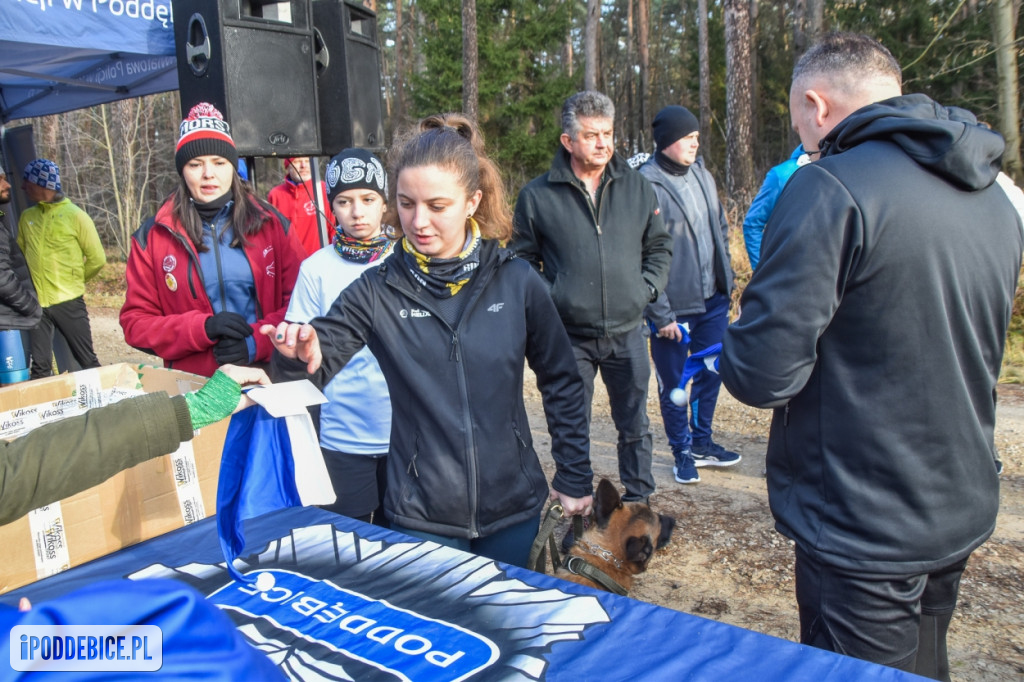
120;102;304;377
267;157;334;257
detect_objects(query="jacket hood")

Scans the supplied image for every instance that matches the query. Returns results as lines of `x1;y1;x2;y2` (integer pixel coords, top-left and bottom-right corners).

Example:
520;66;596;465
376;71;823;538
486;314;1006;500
821;93;1004;191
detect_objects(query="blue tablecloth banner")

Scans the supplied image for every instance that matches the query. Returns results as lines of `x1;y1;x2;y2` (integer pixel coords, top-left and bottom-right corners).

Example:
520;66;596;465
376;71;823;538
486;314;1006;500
1;507;925;681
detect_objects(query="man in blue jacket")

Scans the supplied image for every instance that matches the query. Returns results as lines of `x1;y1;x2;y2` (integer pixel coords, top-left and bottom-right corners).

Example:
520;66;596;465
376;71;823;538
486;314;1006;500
741;144;812;270
721;33;1022;678
513;90;671;503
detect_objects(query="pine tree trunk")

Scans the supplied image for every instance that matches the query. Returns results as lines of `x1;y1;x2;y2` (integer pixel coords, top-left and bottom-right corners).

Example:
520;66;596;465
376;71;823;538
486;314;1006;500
564;1;574;79
626;0;636;150
992;0;1023;181
395;0;406;123
462;0;479;122
697;0;712;161
807;0;824;38
724;0;755;204
793;0;807;64
585;0;600;91
638;0;651;151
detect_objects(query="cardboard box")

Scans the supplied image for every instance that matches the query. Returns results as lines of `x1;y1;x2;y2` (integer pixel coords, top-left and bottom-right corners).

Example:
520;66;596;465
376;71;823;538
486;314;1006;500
0;364;229;594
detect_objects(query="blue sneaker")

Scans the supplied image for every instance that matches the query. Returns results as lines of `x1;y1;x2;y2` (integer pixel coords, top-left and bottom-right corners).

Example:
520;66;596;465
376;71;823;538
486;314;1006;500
673;452;700;484
691;441;742;468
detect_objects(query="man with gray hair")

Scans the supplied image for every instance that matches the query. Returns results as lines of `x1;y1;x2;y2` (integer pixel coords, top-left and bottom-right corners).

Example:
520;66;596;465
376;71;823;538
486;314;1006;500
513;90;671;505
721;33;1022;678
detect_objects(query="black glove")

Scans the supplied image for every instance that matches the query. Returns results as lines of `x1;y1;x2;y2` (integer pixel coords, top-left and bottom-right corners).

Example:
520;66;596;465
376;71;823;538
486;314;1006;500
205;311;253;340
212;337;250;365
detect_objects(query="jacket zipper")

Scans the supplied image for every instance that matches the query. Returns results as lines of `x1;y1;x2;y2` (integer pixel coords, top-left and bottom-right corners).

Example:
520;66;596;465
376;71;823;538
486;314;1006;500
387;256;501;539
208;216;229;313
204;213;264;320
597;181;610;334
571;179;610;334
512;424;528;449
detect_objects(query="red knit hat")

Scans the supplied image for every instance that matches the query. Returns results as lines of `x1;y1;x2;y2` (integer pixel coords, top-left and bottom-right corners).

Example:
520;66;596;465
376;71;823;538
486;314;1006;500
175;102;238;175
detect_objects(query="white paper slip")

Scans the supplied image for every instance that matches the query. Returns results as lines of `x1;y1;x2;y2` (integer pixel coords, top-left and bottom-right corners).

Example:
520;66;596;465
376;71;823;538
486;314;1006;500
28;503;70;579
244;380;326;418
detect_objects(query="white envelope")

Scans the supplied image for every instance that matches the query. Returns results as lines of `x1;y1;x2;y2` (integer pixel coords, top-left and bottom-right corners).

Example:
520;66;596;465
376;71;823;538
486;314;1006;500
244;380;327;418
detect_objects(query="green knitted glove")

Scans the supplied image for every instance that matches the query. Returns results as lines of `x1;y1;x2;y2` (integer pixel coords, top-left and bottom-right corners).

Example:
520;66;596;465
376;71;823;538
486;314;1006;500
184;369;242;430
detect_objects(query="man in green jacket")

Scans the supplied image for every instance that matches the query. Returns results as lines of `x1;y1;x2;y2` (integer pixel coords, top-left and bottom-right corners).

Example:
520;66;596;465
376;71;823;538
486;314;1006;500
512;90;672;504
18;159;106;378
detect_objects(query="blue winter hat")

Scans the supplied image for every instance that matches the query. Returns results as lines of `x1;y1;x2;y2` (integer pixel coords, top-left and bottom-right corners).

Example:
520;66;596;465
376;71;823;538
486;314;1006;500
22;158;61;193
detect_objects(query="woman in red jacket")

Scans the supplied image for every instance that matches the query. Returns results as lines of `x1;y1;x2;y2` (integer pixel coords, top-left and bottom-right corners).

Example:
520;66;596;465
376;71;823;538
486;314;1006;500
120;102;304;377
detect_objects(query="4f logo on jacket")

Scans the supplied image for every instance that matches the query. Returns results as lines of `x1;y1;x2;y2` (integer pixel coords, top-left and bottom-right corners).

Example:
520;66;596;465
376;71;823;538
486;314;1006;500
487;303;505;313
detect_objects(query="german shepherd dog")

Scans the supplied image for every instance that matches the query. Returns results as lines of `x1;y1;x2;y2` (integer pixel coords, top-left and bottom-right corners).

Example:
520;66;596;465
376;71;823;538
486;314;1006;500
556;478;676;594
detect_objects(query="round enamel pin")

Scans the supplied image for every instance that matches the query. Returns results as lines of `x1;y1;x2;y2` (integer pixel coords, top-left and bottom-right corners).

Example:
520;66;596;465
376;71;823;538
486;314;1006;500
165;272;178;291
162;255;177;272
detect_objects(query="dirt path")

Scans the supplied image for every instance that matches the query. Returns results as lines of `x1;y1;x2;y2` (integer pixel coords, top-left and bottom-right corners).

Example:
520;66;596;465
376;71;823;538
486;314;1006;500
90;306;1024;680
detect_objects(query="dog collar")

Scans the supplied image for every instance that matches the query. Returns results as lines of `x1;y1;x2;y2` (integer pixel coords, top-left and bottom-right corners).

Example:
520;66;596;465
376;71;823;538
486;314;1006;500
575;539;624;571
563;555;628;596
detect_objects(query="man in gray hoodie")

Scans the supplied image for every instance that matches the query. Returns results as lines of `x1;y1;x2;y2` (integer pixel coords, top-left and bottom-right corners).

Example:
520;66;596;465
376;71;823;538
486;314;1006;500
721;33;1022;679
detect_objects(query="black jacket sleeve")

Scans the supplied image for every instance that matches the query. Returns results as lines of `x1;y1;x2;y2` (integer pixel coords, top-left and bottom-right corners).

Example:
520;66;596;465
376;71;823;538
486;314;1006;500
522;267;593;498
0;228;42;323
721;165;851;408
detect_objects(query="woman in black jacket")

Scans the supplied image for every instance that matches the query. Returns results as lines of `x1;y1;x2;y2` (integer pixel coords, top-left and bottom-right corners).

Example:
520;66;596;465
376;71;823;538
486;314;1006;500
265;114;593;567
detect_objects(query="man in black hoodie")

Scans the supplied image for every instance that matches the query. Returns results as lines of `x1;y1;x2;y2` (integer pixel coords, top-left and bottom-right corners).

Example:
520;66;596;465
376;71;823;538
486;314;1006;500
0;161;42;382
721;33;1022;679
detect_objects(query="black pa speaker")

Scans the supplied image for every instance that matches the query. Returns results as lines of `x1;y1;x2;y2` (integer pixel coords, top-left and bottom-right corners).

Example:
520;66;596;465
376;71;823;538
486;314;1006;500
172;0;321;157
312;0;385;152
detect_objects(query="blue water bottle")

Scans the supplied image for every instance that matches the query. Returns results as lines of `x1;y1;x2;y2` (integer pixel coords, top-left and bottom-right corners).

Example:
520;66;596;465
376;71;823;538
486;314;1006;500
0;330;30;385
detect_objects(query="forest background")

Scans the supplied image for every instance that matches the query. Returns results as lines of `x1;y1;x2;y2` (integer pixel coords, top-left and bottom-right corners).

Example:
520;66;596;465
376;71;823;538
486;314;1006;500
9;0;1024;373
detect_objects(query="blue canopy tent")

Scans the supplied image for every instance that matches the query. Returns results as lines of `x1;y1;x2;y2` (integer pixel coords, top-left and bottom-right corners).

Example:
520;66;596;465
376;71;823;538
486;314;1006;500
0;1;179;374
0;0;177;123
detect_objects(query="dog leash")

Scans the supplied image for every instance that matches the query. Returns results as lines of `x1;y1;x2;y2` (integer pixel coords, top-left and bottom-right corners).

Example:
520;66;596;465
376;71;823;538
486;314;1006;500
528;503;630;596
528;503;583;575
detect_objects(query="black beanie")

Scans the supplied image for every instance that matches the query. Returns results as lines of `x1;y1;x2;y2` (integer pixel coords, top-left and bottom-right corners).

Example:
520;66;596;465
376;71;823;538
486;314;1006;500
324;148;388;204
652;106;700;150
175;102;238;175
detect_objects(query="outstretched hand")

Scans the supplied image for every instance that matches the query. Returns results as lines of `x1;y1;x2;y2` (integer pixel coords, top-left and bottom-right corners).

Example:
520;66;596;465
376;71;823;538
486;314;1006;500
217;364;270;413
259;322;323;375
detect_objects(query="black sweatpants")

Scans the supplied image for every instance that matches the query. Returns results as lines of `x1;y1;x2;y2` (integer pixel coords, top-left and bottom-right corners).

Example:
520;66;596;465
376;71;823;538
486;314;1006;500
29;296;100;379
795;544;967;680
